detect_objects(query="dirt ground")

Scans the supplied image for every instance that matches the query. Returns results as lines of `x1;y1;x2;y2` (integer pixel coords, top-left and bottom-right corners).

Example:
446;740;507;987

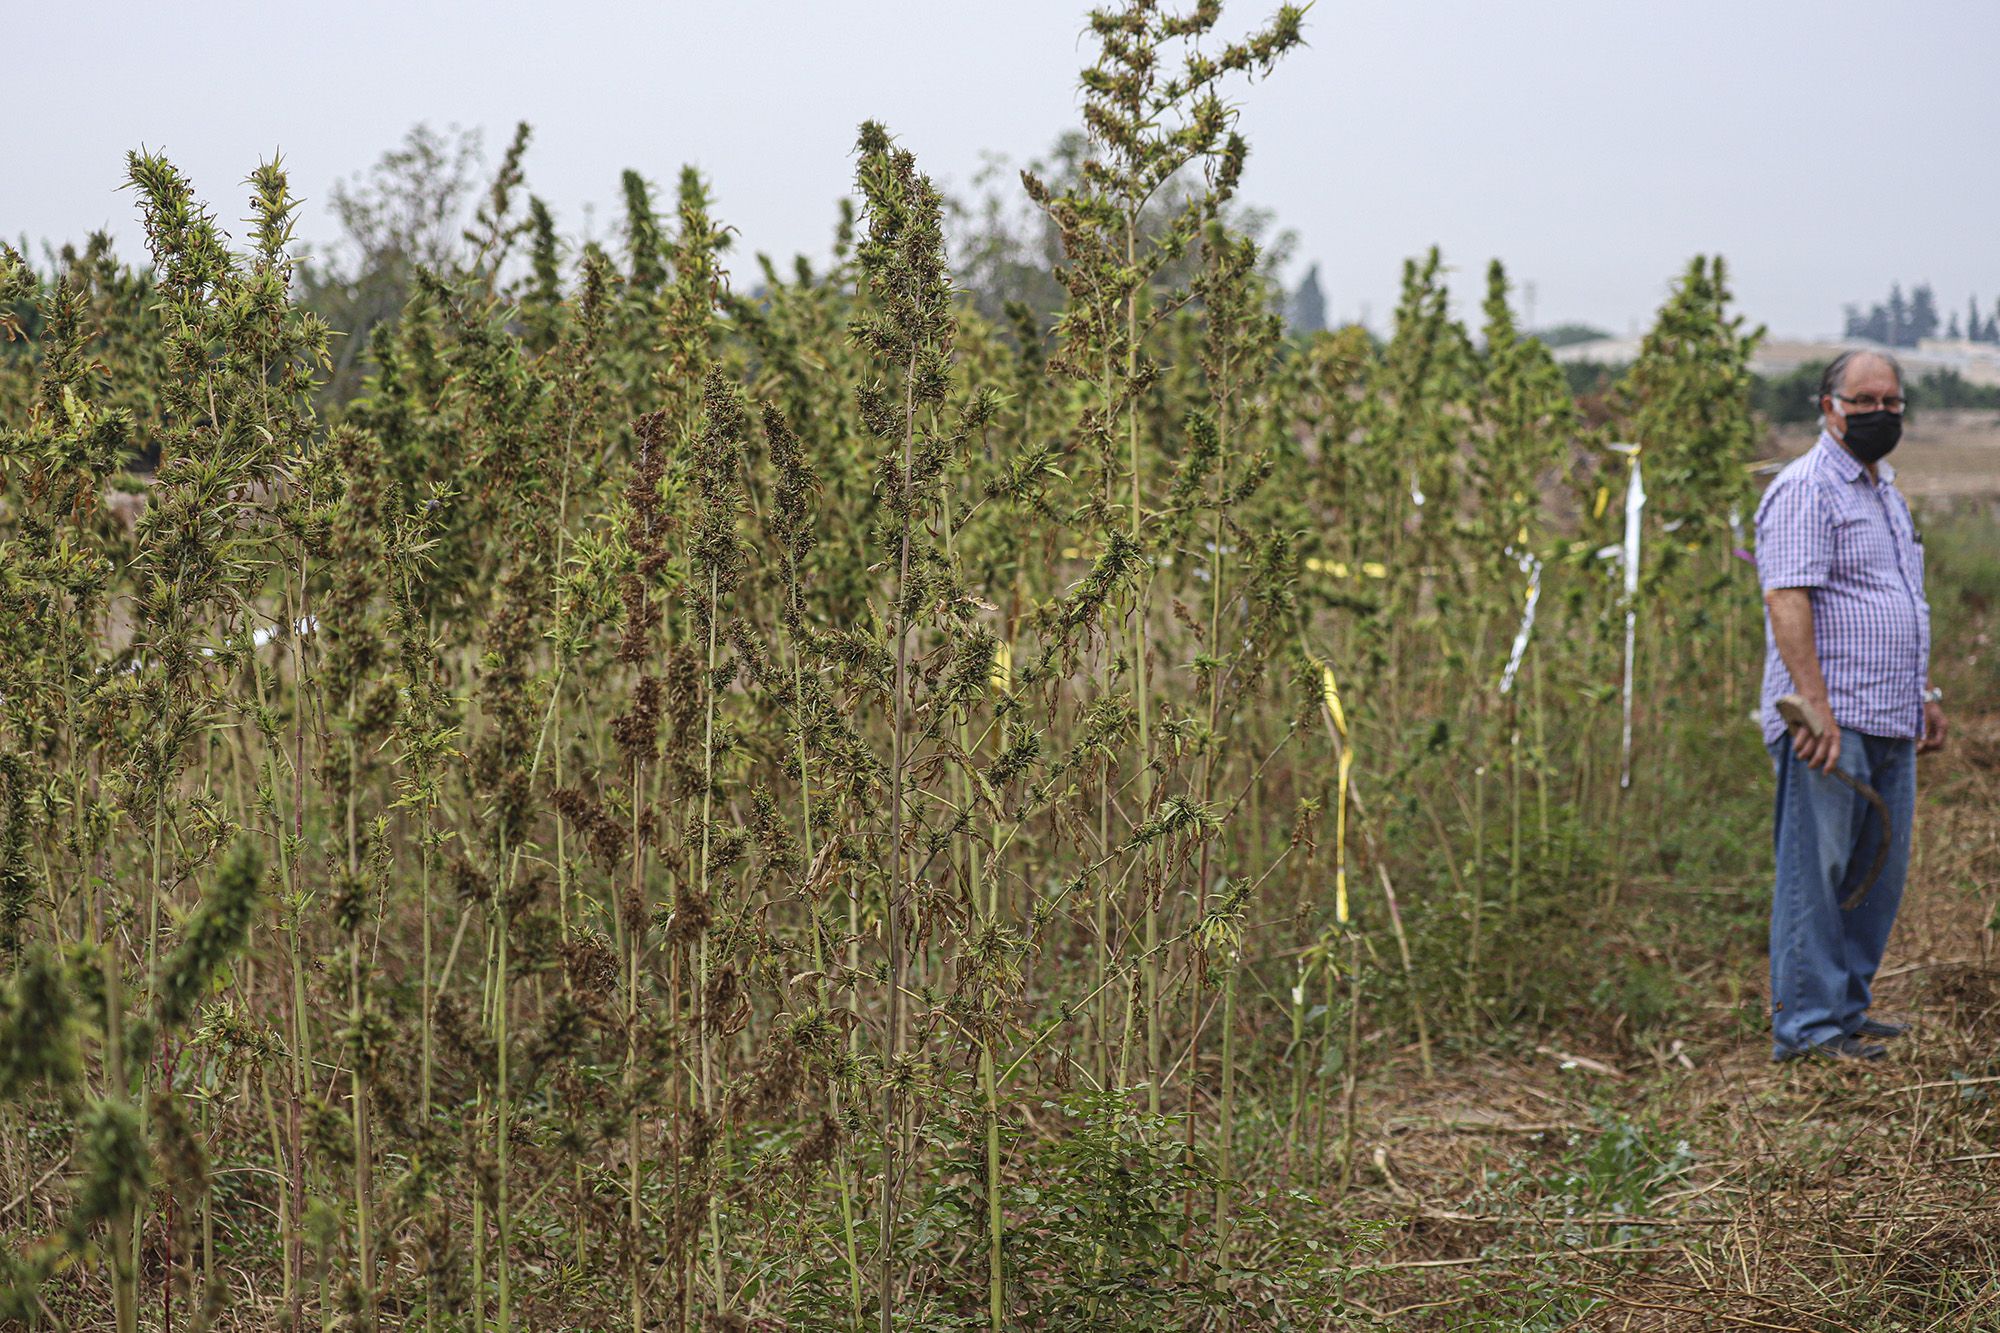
1342;706;2000;1329
1773;408;2000;503
1337;475;2000;1328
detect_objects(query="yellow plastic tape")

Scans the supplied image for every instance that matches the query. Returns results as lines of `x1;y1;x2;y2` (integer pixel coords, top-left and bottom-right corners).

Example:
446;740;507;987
1335;746;1353;924
1318;663;1348;738
1315;655;1355;924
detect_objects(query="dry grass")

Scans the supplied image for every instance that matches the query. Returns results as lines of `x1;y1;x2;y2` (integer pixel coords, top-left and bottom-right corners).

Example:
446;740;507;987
1327;700;2000;1329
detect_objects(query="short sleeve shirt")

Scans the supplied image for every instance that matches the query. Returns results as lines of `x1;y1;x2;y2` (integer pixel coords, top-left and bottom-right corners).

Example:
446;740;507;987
1755;433;1930;745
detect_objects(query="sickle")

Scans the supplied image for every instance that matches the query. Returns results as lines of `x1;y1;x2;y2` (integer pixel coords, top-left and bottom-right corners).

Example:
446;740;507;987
1774;694;1891;912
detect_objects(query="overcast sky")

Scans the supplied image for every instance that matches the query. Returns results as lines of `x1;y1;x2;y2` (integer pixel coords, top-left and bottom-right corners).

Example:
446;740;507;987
9;0;1997;339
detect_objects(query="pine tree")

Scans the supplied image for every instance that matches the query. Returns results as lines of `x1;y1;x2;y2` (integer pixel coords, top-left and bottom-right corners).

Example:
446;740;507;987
1290;262;1327;334
1908;284;1939;345
1857;303;1890;345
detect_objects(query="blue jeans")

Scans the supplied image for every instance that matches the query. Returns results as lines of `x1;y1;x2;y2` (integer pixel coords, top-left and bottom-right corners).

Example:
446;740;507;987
1767;728;1916;1058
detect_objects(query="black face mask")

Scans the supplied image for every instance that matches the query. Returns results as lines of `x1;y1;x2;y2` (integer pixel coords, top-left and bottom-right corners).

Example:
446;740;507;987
1840;409;1902;464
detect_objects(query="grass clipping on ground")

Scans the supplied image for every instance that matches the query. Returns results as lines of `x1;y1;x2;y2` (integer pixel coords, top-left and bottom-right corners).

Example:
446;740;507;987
1336;507;2000;1330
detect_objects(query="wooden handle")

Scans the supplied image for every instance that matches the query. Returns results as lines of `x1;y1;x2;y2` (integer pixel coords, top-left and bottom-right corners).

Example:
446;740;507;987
1774;693;1829;739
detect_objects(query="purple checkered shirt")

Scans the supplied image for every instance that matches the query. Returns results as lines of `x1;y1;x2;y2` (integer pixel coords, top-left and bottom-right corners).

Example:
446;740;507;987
1755;432;1931;745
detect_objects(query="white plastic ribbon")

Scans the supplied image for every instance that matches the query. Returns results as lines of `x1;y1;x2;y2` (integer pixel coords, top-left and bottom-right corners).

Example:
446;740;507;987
1497;551;1542;696
252;615;318;650
1617;449;1645;790
117;615;319;676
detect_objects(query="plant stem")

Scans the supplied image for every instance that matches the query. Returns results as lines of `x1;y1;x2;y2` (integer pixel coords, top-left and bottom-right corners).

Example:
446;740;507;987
1126;207;1160;1117
1213;955;1238;1276
785;551;865;1327
879;350;917;1333
626;757;645;1333
698;568;726;1314
494;857;511;1331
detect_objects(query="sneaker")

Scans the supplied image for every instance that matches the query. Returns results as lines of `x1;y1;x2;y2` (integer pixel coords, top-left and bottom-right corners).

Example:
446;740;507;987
1855;1018;1908;1039
1773;1034;1886;1063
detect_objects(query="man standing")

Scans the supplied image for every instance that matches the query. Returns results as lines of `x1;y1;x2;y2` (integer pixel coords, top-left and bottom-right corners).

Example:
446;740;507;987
1755;349;1946;1062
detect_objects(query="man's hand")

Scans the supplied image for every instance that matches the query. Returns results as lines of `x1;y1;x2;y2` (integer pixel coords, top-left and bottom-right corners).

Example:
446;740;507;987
1919;699;1948;754
1791;692;1843;773
1765;589;1842;774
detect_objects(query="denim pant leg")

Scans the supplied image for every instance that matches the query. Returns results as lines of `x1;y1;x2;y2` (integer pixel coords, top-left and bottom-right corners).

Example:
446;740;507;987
1769;727;1883;1055
1836;734;1917;1033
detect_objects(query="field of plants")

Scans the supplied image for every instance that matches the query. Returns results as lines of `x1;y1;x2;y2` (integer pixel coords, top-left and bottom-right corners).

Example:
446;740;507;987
4;3;1998;1329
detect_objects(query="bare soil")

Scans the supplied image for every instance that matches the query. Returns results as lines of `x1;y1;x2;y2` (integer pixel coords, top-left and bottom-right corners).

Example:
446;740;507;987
1332;491;2000;1329
1339;696;2000;1328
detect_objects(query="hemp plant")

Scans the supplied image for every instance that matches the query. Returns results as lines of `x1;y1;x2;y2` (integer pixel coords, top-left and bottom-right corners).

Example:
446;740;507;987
0;6;1807;1321
1457;260;1576;1020
1025;0;1305;1113
849;118;969;1329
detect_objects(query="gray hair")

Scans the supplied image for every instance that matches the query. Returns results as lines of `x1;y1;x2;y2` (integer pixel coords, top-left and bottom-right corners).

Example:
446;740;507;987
1818;348;1904;401
1816;348;1904;428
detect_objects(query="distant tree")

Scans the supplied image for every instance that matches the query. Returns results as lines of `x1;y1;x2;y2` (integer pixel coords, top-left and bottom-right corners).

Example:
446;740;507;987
1946;312;1962;340
1533;322;1613;349
1908;284;1939;344
1968;298;1994;343
1842;297;1889;343
948;130;1294;340
1912;367;2000;411
1887;284;1909;346
1561;359;1624;399
1842;284;1985;348
297;123;487;402
1751;362;1828;425
1289;262;1326;333
948;137;1076;335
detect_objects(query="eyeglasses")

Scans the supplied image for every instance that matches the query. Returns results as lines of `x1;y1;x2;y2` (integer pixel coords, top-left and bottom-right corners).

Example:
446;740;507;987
1833;393;1905;413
